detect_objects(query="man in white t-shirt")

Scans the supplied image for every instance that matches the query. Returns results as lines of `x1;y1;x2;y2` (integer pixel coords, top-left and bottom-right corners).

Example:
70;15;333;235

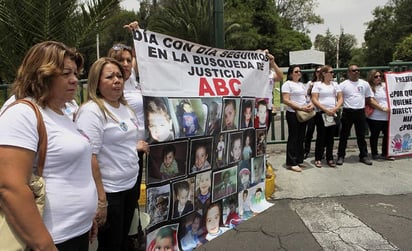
336;65;373;165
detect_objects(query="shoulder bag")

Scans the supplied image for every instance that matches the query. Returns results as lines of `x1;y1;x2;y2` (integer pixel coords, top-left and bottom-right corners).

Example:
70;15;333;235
296;109;316;122
0;99;47;251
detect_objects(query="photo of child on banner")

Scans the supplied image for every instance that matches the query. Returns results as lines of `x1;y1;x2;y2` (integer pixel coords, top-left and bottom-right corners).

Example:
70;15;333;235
169;98;207;138
242;128;256;160
204;202;230;241
147;140;188;184
144;96;175;143
252;155;265;185
172;178;195;219
178;212;206;251
240;98;255;129
254;98;269;128
228;131;243;164
146;224;179;251
221;97;240;132
212;166;238;202
146;184;171;228
189;137;213;174
213;132;227;169
194;170;212;214
256;128;267;156
202;97;222;136
238;189;253;219
222;195;242;227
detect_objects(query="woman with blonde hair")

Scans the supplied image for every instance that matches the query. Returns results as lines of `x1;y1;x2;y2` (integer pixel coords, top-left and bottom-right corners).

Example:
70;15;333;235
76;57;149;250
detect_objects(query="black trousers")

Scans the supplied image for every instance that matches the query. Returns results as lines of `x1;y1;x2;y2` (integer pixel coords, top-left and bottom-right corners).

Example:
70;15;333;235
286;111;307;166
98;180;140;251
314;112;336;161
337;108;369;158
366;118;389;156
304;117;316;154
55;232;89;251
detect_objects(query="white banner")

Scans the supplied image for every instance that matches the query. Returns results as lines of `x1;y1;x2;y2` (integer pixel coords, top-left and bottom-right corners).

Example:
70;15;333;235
386;71;412;157
132;29;269;97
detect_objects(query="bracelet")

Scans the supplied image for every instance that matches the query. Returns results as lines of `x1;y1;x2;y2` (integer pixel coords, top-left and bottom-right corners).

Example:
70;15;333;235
98;200;108;208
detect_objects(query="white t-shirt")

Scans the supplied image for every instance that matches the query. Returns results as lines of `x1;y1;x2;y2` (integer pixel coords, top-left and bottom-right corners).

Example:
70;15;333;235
281;80;307;112
123;69;145;140
311;81;341;111
369;83;389;121
0;102;97;244
339;79;372;109
75;101;140;192
265;70;277;110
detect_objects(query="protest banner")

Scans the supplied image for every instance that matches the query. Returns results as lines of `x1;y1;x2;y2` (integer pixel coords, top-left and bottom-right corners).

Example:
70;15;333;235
133;29;273;250
386;71;412;157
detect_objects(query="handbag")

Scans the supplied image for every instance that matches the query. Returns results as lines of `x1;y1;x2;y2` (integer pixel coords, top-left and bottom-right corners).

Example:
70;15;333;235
322;113;336;127
296;109;316;122
0;99;47;251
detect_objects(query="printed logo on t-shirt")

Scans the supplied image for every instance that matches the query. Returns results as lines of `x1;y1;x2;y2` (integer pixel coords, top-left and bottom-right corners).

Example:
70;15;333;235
119;121;128;132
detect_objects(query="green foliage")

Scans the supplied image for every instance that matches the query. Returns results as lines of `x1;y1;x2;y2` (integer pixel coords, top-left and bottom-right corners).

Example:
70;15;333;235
364;0;412;65
313;29;357;67
393;34;412;61
0;0;120;82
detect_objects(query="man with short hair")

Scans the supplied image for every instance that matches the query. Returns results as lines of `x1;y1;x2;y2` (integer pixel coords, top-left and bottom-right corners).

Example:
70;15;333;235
336;65;373;166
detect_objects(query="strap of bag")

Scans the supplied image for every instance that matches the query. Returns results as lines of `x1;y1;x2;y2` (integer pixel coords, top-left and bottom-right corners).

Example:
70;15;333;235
0;99;47;176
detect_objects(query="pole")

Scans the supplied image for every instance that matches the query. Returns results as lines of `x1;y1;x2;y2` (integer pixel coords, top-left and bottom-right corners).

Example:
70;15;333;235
213;0;224;48
336;36;339;69
96;33;100;59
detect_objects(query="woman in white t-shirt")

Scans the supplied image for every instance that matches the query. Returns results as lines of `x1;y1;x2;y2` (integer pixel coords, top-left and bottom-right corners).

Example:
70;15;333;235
311;65;343;168
75;57;149;250
0;41;97;250
281;65;315;172
365;70;394;161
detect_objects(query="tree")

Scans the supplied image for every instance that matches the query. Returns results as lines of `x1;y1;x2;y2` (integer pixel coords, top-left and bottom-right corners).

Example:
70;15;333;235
393;34;412;61
364;5;396;66
0;0;120;82
313;29;356;68
275;0;323;33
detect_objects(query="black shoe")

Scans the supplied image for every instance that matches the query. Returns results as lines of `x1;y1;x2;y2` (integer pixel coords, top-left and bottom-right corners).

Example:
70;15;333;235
336;157;344;165
360;157;372;165
372;154;380;160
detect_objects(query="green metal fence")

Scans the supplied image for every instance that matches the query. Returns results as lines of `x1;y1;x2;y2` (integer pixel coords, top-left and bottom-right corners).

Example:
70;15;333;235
2;61;412;144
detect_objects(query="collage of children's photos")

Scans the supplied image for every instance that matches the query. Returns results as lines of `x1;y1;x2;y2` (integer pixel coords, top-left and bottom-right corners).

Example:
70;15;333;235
143;96;271;251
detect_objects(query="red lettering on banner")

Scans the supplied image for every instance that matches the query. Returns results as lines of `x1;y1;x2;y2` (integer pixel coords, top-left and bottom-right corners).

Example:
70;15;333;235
198;77;242;96
199;78;216;96
229;79;241;96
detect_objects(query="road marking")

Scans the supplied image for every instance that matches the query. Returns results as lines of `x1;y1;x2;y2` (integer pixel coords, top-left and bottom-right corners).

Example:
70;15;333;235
291;200;399;250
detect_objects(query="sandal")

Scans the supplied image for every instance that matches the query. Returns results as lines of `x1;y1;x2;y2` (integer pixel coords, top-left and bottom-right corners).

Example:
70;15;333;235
315;160;322;168
289;165;302;172
327;160;336;167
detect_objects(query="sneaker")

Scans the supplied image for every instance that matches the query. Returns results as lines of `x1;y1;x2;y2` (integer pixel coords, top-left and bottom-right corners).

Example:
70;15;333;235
336;157;344;165
360;157;372;165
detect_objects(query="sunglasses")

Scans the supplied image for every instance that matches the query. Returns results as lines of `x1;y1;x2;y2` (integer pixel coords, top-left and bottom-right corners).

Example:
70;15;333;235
112;44;132;51
374;75;382;79
294;70;301;73
327;71;334;74
350;69;360;73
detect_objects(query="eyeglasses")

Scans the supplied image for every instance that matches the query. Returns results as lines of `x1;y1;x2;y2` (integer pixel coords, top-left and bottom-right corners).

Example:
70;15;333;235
112;44;131;51
327;71;334;74
350;69;360;73
374;75;382;79
294;70;301;73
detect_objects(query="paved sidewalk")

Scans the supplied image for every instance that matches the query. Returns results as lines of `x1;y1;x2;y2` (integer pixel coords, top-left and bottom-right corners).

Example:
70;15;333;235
197;144;412;251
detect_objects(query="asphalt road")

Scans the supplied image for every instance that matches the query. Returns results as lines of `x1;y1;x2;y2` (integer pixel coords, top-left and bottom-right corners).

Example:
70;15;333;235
197;144;412;251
